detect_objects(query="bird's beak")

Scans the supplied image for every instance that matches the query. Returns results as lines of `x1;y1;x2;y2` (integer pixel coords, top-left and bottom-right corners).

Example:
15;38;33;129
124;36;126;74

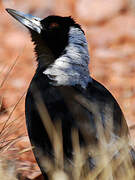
6;8;43;34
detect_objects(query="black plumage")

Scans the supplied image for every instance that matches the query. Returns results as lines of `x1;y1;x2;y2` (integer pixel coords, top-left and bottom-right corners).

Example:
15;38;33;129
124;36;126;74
6;9;133;179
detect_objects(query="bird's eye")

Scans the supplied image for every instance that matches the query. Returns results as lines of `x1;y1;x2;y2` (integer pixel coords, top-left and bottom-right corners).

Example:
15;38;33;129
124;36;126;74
48;22;60;29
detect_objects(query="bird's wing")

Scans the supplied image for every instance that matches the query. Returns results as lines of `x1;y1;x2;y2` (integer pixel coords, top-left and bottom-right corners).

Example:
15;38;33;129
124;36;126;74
58;79;128;145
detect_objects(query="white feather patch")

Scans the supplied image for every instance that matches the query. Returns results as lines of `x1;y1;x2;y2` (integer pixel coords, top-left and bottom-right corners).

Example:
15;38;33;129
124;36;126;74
43;27;92;88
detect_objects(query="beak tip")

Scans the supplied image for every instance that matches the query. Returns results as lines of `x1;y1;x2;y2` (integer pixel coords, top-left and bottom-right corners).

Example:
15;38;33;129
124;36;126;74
5;8;42;33
6;8;11;13
5;8;15;16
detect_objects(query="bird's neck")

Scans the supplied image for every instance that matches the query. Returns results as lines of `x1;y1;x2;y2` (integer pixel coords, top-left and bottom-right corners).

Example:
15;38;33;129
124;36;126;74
36;27;92;88
31;30;55;70
36;46;54;70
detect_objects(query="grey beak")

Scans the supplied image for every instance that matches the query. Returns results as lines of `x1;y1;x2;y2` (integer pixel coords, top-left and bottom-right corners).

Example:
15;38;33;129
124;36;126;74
6;8;43;34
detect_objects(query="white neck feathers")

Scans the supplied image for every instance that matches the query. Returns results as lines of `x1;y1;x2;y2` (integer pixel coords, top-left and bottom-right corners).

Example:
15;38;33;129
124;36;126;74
43;27;92;88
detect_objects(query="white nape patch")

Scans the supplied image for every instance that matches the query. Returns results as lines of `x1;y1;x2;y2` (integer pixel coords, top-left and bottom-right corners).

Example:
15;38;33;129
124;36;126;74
43;27;92;88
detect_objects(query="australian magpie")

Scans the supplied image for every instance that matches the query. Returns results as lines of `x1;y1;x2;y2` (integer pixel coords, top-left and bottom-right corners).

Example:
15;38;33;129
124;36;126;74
6;8;133;179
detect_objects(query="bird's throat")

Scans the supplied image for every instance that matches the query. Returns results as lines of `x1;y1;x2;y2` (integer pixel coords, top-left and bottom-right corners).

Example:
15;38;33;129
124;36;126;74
43;27;92;88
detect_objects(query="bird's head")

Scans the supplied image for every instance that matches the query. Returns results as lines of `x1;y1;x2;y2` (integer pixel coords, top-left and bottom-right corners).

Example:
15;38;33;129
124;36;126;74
6;9;91;88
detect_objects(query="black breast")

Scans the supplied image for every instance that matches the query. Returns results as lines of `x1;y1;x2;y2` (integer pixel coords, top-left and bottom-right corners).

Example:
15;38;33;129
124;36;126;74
25;69;128;179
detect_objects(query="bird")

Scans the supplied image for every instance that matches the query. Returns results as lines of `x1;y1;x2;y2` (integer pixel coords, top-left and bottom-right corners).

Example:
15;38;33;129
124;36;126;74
6;8;134;179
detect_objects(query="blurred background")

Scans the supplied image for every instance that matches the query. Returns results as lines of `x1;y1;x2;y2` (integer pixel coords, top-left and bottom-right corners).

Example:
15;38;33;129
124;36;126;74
1;0;135;178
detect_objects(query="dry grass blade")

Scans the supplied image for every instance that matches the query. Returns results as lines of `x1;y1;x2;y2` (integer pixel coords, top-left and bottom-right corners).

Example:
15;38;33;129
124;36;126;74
18;146;34;155
0;121;24;149
0;104;18;115
32;84;56;145
0;57;18;89
0;97;3;109
0;47;25;88
31;84;65;175
0;113;24;135
53;119;64;169
0;92;26;136
0;135;26;153
71;129;84;180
